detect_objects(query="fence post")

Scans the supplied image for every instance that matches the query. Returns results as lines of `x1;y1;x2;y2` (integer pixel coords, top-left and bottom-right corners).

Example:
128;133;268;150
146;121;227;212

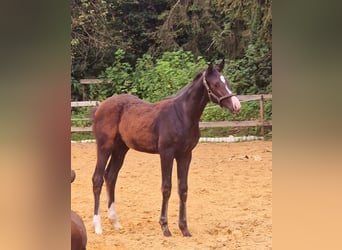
259;95;265;135
82;85;86;101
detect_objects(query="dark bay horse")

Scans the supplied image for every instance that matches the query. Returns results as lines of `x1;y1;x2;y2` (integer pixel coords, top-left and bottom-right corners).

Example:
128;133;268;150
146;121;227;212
91;60;241;237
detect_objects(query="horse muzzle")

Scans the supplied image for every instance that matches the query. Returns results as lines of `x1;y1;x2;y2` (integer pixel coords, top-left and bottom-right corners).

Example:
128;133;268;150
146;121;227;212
220;95;241;114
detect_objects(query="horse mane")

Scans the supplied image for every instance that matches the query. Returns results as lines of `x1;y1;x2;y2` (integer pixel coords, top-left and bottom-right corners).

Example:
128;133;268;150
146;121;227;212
157;69;205;101
173;70;204;98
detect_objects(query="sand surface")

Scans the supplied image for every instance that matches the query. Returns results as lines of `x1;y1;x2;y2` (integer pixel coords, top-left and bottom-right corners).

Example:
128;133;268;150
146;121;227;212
71;141;272;249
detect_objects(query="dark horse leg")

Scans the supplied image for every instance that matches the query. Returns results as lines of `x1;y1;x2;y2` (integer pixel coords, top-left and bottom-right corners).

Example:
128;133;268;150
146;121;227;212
176;152;192;237
92;147;111;234
159;150;174;237
104;143;129;230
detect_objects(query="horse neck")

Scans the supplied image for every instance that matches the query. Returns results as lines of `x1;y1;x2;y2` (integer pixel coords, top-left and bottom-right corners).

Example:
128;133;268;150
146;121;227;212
174;75;209;124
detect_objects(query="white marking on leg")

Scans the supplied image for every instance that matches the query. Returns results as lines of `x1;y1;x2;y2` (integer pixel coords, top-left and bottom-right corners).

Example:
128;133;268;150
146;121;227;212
108;202;122;229
93;214;103;234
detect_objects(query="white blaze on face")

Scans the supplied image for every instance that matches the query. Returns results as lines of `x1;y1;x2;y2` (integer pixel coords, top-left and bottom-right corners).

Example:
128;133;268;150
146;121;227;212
220;74;241;112
220;75;232;94
220;75;226;83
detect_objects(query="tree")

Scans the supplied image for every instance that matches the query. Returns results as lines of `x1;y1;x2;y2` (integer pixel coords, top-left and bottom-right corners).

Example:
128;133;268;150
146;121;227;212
71;0;169;79
71;0;119;78
71;0;272;97
152;0;272;60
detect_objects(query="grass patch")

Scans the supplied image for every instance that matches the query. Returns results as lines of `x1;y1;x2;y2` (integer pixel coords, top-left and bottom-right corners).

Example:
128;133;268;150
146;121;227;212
71;132;95;141
200;126;272;138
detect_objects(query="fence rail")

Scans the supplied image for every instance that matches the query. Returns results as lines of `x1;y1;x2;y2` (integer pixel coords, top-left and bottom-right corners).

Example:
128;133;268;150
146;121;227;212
71;101;100;107
71;94;272;133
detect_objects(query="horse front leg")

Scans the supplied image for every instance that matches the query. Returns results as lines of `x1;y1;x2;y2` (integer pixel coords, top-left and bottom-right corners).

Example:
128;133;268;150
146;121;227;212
159;152;174;237
176;152;192;237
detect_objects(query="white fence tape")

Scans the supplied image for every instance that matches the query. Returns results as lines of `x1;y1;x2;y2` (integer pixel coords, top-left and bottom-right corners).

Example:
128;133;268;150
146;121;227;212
71;135;263;144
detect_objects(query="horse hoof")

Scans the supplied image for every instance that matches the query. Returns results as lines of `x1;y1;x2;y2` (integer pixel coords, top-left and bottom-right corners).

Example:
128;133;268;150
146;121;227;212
113;222;122;230
183;231;192;237
181;229;192;237
163;230;172;237
94;227;103;235
161;227;172;237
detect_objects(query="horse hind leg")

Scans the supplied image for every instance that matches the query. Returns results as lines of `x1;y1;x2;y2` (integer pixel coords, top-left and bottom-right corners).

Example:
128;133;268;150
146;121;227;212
104;144;129;230
92;148;111;235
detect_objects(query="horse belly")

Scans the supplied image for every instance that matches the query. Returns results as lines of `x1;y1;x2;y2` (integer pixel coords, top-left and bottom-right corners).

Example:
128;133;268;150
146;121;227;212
119;116;158;153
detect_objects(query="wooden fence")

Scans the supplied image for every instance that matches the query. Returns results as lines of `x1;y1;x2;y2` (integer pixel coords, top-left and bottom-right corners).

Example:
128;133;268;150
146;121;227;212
71;94;272;134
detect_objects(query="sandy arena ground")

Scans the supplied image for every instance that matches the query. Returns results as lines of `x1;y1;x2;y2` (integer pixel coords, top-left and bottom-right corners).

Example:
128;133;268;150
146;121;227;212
71;141;272;249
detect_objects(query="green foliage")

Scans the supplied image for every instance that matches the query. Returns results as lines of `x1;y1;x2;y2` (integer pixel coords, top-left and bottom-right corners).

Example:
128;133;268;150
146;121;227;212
71;132;94;141
71;78;82;101
71;107;93;128
100;49;134;96
201;100;272;123
71;0;272;79
225;43;272;95
71;0;118;78
82;49;135;101
264;100;272;120
99;49;207;102
134;50;207;102
200;127;266;138
71;106;96;140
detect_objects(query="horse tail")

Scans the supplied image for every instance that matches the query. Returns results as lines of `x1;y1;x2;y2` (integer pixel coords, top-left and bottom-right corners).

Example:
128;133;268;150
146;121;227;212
90;107;97;123
90;101;100;123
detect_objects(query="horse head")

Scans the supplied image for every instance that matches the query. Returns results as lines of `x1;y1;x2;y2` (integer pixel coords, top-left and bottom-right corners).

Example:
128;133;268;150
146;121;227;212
203;60;241;114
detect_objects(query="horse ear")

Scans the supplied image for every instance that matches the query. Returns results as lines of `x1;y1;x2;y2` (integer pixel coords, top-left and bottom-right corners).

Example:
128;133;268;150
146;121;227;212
206;63;214;75
217;59;225;72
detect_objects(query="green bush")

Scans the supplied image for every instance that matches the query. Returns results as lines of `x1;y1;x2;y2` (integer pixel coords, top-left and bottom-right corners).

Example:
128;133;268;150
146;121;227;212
201;100;272;122
224;42;272;95
71;107;93;128
134;49;207;102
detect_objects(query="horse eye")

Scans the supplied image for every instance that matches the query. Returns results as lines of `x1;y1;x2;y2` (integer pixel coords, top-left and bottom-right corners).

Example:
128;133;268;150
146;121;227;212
214;82;219;87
